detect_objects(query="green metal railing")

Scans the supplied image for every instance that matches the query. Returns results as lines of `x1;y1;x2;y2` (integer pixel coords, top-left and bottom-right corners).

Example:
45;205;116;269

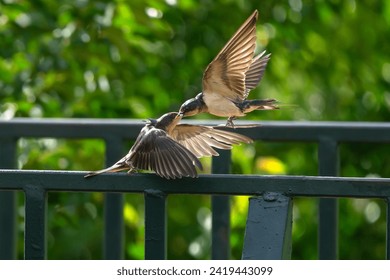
0;119;389;259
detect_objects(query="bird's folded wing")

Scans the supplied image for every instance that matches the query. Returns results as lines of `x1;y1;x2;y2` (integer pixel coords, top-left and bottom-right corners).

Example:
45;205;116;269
244;51;271;98
202;10;258;101
129;129;202;179
170;124;253;158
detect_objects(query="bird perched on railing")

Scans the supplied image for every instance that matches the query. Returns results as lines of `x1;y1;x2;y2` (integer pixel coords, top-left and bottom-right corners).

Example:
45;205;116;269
85;112;252;179
179;10;278;127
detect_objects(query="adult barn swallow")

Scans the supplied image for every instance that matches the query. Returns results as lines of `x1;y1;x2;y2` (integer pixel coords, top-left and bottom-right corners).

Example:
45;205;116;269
179;10;278;126
84;112;252;179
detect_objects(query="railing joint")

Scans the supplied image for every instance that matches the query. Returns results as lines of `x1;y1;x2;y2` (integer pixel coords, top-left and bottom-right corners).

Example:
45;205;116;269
144;189;167;198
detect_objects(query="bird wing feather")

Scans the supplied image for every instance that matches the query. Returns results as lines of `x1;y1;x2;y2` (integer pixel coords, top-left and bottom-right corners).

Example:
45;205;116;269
130;127;202;179
202;10;258;101
244;51;271;98
170;124;253;158
86;125;202;179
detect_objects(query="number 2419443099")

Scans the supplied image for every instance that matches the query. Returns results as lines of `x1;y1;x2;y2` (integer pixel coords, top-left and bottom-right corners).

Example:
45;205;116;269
209;266;273;276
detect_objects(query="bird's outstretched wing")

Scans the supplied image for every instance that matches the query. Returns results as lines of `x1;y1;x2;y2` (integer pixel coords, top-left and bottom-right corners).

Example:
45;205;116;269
85;126;202;179
202;10;258;101
129;128;202;179
170;124;253;158
244;51;271;98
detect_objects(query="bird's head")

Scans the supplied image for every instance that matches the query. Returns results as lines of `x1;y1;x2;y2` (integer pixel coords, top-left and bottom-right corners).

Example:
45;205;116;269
179;93;205;117
155;112;182;132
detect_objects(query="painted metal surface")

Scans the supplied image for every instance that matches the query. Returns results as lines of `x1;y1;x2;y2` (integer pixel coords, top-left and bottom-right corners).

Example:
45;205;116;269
242;193;292;260
1;119;389;260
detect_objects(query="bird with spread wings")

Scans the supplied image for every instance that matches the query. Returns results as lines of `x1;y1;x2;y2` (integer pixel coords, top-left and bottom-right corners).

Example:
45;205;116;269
85;112;252;179
179;10;278;127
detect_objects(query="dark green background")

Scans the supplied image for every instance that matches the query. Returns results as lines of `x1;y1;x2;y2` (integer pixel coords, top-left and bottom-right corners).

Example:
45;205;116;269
1;0;389;259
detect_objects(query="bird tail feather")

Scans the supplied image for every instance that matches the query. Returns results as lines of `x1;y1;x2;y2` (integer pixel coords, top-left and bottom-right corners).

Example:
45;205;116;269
84;164;129;178
247;99;279;111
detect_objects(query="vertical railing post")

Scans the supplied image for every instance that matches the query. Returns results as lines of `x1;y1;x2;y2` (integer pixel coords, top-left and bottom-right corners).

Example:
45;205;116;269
242;193;293;260
387;197;390;260
0;137;17;260
318;137;339;259
24;186;47;260
144;190;167;260
211;150;231;259
103;137;124;259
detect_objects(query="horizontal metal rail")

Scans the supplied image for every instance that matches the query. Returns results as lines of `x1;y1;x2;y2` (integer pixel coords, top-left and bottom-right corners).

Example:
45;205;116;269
0;170;389;197
1;118;390;142
1;119;389;260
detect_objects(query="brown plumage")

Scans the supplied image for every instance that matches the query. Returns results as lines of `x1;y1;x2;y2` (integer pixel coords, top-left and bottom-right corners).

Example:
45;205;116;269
179;10;278;126
85;112;252;179
170;123;253;158
85;112;202;179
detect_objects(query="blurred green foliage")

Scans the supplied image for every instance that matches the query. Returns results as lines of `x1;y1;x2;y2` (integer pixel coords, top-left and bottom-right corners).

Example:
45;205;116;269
1;0;389;259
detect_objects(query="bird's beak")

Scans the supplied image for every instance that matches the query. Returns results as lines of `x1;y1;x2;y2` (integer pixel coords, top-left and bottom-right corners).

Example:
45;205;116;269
178;112;184;117
144;118;155;124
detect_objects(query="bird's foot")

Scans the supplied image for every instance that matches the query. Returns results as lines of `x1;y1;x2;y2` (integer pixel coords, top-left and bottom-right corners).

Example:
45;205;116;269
226;117;236;128
127;166;137;174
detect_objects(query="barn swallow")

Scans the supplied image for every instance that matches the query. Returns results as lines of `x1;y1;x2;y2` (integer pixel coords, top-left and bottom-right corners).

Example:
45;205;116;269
179;10;278;127
85;112;202;179
84;112;252;179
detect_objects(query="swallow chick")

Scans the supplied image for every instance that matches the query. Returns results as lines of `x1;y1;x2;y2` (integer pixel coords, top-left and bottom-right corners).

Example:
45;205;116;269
84;112;202;179
84;112;253;179
179;10;278;127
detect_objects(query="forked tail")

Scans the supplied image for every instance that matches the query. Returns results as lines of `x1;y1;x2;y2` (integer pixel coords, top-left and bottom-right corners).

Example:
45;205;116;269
242;99;279;113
